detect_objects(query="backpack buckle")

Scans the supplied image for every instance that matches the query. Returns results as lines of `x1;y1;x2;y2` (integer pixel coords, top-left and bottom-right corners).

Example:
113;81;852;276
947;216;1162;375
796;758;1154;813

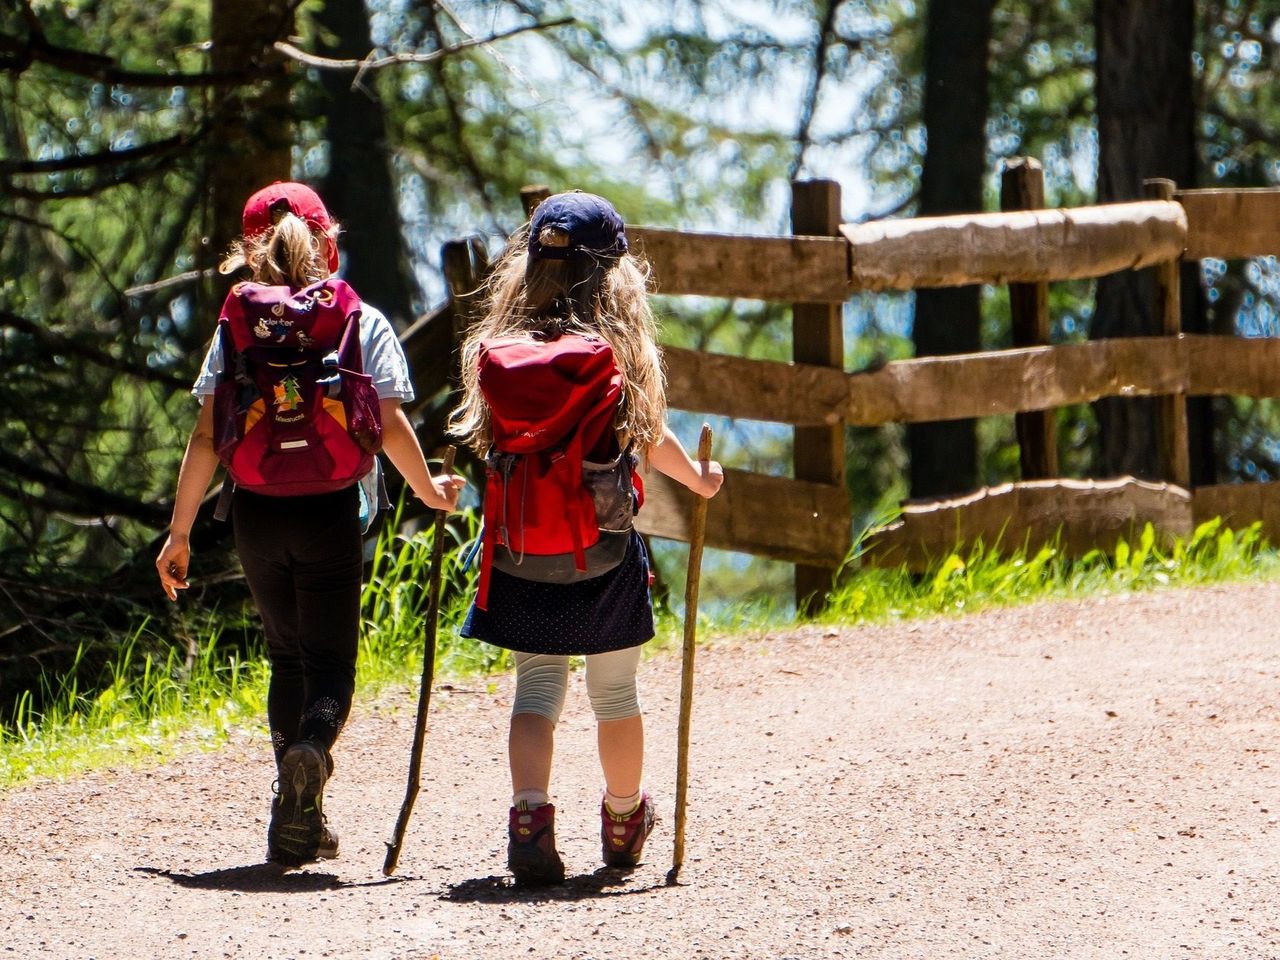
318;349;341;397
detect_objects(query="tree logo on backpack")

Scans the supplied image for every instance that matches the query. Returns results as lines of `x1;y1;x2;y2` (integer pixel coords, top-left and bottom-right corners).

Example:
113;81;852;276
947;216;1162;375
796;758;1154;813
273;376;304;421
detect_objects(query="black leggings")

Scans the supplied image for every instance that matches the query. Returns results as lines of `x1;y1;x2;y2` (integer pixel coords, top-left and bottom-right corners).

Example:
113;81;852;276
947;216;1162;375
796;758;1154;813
232;486;362;767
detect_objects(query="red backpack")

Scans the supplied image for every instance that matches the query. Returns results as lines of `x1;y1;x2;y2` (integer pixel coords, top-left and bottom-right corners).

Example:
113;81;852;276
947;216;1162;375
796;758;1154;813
475;333;643;609
212;278;382;498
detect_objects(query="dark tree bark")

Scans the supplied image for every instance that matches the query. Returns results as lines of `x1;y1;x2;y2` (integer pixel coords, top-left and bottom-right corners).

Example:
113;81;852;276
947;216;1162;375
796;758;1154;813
1093;0;1197;480
208;0;294;254
315;0;418;329
907;0;994;498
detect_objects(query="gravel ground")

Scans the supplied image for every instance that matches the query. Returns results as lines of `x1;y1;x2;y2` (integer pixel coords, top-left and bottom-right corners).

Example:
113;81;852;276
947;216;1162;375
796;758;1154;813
2;582;1279;960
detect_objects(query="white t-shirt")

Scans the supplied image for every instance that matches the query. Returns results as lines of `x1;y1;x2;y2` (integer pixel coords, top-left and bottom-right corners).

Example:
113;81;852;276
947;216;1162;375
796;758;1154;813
191;301;415;403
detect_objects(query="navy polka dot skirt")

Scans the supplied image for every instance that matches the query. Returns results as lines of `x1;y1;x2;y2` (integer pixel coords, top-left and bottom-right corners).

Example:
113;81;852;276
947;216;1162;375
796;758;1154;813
461;531;655;656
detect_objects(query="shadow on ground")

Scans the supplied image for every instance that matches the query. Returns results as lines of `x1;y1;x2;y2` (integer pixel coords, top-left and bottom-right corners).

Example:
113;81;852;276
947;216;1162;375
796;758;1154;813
442;868;666;903
134;864;405;893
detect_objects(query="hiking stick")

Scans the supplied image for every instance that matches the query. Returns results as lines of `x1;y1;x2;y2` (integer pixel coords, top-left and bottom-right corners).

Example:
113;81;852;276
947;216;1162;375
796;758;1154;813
383;445;456;877
667;424;713;885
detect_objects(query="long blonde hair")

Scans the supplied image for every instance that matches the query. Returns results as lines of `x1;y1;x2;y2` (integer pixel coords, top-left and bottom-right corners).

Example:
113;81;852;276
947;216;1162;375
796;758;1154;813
219;211;333;287
449;224;666;453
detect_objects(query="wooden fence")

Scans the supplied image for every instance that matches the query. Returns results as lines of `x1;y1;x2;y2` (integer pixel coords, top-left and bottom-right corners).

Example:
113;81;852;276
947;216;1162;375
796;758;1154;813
622;172;1280;588
408;171;1280;603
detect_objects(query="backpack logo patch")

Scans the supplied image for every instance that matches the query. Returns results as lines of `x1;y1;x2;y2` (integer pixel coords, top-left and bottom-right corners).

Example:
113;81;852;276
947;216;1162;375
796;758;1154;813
273;376;305;420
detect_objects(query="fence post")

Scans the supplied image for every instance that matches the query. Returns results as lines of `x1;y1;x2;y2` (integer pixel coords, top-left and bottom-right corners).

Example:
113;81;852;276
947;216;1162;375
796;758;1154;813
441;237;489;371
1000;158;1059;480
1143;177;1191;489
791;179;845;615
521;184;551;219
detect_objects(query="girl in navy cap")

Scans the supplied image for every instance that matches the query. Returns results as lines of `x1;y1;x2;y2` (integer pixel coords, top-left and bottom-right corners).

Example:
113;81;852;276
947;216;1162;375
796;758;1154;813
156;181;465;867
450;191;723;884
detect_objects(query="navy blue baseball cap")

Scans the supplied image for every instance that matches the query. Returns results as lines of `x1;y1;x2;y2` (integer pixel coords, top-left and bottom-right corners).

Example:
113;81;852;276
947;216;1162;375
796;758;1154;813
528;191;628;261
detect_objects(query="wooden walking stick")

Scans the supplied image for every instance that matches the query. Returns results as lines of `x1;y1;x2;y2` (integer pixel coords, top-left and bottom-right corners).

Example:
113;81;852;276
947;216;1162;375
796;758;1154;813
383;445;456;877
667;424;713;885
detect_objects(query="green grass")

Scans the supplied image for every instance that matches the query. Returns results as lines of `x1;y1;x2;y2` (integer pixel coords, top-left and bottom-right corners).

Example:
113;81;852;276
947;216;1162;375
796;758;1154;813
1;516;1276;787
820;518;1280;623
1;622;270;785
0;506;488;787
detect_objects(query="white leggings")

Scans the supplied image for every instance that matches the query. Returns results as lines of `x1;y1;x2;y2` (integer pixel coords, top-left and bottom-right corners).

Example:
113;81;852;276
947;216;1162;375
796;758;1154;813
512;647;643;725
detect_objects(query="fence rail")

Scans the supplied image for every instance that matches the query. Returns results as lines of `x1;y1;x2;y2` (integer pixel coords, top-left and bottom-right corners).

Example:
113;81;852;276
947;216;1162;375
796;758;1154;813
841;200;1186;290
634;467;851;568
662;334;1280;429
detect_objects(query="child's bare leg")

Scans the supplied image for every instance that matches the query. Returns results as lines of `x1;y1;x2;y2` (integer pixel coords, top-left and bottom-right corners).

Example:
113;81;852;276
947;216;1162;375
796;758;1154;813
585;646;645;807
597;715;644;799
509;653;568;803
509;712;555;797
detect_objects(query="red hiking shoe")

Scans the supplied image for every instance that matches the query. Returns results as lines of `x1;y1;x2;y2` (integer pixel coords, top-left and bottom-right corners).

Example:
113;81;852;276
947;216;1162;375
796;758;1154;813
507;803;565;886
600;792;656;868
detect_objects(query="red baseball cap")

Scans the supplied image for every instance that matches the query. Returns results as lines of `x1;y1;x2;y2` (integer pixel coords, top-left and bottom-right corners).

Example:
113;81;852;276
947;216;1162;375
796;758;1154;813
241;181;336;239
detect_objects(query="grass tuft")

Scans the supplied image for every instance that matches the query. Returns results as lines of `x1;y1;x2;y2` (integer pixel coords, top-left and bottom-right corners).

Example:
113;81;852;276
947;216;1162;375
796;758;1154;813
819;519;1278;625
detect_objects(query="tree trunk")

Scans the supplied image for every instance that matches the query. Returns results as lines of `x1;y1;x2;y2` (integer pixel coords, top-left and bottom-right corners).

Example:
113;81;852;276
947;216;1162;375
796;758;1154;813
208;0;294;255
907;0;994;498
1093;0;1196;480
315;0;418;329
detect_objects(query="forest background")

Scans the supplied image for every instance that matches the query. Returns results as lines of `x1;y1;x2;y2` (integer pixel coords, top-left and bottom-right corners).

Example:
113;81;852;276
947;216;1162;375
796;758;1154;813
4;0;1280;713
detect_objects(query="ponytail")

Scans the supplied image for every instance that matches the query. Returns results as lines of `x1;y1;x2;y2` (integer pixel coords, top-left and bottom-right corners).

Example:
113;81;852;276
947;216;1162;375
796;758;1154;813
219;211;333;288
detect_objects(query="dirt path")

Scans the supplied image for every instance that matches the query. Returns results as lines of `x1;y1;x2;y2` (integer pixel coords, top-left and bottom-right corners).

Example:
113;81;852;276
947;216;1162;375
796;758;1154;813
3;583;1280;959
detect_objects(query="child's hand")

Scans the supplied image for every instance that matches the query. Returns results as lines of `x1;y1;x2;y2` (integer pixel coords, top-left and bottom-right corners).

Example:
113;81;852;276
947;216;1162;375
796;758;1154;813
155;534;191;602
420;473;466;512
692;459;724;499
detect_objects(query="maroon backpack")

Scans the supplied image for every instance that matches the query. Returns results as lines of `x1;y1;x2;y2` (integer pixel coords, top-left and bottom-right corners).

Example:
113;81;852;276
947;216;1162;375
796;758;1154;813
475;333;643;609
212;278;382;497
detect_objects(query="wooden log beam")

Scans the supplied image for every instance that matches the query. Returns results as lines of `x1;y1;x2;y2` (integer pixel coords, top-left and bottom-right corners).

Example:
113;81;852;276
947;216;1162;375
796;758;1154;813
664;334;1280;429
399;301;454;414
1177;187;1280;260
840;201;1187;291
634;466;850;568
861;477;1193;571
630;225;849;303
844;340;1189;424
661;345;848;425
1185;335;1280;396
1192;481;1280;542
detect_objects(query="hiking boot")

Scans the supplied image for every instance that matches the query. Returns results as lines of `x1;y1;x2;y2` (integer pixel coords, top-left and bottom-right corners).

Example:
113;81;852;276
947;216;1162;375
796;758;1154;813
267;740;334;867
600;792;655;868
507;803;565;886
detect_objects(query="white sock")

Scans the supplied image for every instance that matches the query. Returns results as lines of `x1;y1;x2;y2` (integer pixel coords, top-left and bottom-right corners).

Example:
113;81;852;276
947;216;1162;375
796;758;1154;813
513;789;549;811
604;788;642;817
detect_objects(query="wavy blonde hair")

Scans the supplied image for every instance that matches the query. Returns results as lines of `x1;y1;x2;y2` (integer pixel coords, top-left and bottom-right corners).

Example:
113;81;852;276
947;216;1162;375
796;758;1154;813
219;211;334;287
449;224;666;454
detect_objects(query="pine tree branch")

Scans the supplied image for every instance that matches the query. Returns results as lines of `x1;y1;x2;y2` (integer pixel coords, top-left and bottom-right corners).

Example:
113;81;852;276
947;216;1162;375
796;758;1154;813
0;133;189;175
0;449;170;526
272;17;573;74
0;31;256;88
0;311;189;390
1;211;129;308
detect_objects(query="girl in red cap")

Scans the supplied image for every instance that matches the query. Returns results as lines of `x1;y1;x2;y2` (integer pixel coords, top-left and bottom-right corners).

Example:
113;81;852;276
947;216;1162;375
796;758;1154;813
450;191;723;885
156;182;465;867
